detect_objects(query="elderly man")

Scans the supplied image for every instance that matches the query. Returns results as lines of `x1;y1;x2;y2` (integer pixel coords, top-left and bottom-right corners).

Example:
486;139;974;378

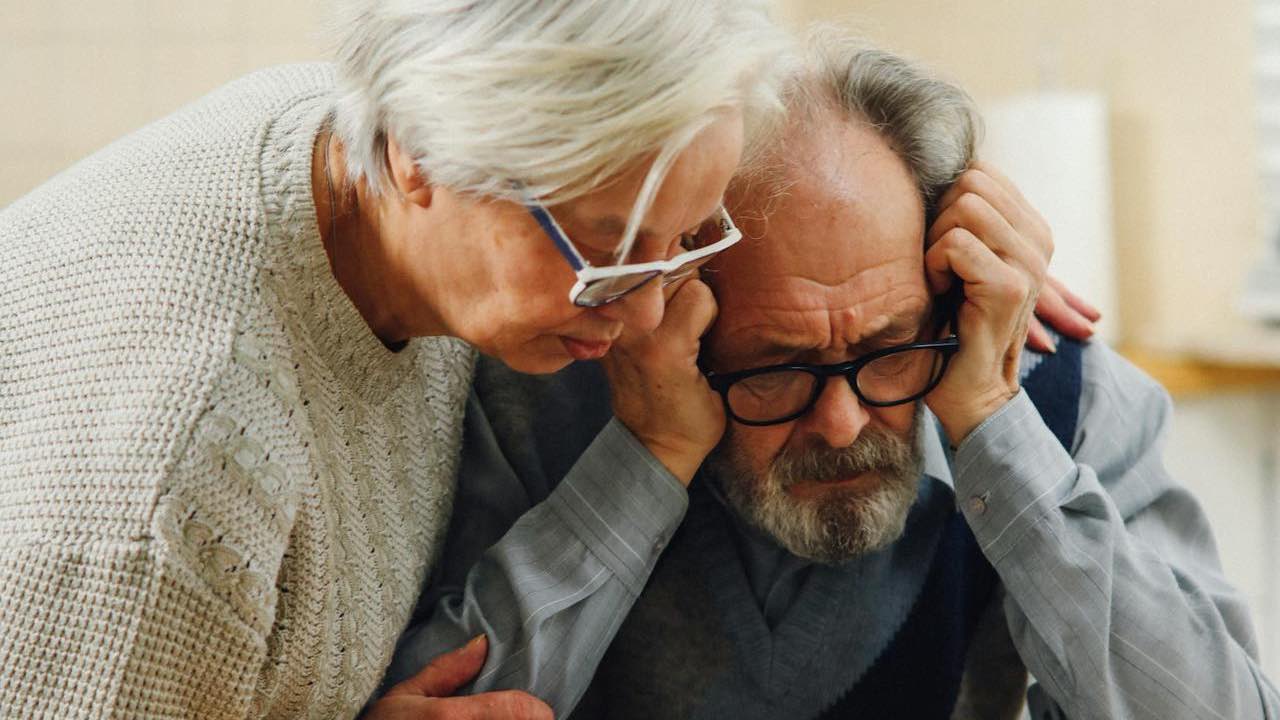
379;36;1279;720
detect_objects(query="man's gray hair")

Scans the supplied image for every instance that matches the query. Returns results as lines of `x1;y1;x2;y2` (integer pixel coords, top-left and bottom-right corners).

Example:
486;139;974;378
328;1;788;258
752;28;982;222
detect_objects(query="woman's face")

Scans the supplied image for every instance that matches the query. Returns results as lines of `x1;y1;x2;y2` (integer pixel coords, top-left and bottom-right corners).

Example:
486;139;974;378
391;112;745;374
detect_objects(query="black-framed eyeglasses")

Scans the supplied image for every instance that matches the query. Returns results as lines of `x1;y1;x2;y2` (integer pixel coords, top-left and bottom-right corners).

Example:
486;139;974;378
702;334;960;426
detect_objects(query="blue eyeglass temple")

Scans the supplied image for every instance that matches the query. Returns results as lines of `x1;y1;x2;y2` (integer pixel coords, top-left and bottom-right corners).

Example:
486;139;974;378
526;202;586;272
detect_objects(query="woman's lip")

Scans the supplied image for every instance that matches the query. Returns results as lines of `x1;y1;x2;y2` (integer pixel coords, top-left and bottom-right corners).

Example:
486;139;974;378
560;336;613;361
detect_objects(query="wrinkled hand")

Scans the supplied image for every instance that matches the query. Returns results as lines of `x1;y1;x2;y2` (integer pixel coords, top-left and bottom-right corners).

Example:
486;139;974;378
601;279;724;485
924;161;1052;445
362;636;552;720
1027;275;1102;352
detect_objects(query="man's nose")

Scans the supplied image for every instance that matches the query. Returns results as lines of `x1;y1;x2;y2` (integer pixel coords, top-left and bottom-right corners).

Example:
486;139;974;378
592;277;665;333
799;375;871;449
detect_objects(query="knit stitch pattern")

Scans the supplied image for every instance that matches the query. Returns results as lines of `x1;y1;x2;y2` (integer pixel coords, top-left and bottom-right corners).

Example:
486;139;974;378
0;64;476;719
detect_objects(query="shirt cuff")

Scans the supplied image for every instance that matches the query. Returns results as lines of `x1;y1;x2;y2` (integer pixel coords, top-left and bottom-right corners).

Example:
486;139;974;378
951;389;1077;564
544;417;689;596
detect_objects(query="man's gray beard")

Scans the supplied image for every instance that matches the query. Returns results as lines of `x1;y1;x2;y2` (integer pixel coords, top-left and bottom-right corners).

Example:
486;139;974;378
707;405;924;565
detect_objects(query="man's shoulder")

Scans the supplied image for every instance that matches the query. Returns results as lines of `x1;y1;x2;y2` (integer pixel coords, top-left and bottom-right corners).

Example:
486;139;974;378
1019;335;1170;453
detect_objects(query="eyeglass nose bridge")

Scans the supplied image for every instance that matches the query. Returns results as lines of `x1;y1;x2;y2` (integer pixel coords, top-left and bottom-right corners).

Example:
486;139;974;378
806;360;871;408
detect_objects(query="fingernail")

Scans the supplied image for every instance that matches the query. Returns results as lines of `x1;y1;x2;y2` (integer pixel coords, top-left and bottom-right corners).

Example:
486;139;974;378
1045;337;1058;354
467;634;486;649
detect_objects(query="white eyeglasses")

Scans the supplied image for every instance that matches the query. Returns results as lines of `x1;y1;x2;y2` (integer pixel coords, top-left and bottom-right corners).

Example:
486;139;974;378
525;200;743;308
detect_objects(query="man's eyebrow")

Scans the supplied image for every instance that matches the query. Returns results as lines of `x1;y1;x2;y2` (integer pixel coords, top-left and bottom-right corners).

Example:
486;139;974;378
739;313;925;365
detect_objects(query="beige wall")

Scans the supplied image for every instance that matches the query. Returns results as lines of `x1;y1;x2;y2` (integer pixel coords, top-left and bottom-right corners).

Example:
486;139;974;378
0;0;325;204
777;0;1275;357
1;0;1274;356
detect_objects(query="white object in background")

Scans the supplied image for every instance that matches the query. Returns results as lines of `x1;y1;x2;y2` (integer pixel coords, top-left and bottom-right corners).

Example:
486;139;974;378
981;93;1117;343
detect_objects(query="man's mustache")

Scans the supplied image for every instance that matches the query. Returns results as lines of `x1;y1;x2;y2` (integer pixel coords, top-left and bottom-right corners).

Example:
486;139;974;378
770;427;915;488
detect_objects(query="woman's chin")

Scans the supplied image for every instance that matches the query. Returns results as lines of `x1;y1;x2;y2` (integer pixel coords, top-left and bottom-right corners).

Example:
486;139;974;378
485;340;578;376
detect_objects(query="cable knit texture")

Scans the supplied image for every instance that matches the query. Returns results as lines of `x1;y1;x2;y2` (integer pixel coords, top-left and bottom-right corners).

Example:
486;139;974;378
0;64;476;719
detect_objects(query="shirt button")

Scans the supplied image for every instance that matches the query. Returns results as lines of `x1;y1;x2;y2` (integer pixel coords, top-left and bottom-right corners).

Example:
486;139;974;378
967;495;988;515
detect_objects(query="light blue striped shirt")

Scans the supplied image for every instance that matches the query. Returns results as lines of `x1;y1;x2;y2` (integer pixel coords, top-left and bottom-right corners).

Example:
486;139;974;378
384;342;1280;718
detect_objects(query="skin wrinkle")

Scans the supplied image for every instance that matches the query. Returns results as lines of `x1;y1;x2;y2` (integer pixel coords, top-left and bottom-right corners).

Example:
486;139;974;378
319;109;745;375
711;257;928;369
699;111;935;563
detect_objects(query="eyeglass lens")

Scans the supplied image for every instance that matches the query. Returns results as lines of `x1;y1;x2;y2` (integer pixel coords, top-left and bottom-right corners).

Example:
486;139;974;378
724;348;948;423
579;213;732;303
575;271;662;306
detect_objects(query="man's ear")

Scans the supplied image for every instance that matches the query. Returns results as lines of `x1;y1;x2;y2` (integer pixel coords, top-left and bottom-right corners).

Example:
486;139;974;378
386;135;433;209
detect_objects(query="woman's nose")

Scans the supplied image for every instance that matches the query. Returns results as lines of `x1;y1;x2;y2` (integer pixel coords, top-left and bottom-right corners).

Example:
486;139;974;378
593;277;665;333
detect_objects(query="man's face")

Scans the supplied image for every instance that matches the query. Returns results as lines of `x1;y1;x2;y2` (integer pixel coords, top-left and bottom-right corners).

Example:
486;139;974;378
704;114;932;563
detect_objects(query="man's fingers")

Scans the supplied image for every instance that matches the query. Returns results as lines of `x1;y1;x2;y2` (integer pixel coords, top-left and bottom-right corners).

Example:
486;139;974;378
927;192;1045;281
395;635;488;698
924;227;1028;305
969;160;1035;210
424;691;554;720
936;164;1053;259
935;167;1032;243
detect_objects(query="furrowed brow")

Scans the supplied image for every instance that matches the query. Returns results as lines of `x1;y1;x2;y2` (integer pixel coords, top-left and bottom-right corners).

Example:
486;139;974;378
743;312;923;366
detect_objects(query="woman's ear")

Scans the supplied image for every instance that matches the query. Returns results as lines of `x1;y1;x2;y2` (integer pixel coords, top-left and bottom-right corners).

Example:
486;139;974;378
386;135;433;209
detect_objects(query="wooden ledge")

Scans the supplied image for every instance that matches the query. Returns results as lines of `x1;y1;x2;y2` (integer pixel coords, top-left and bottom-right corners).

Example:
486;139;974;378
1119;346;1280;398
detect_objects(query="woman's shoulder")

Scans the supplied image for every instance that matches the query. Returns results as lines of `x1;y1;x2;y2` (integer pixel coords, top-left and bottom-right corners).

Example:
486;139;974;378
0;63;338;451
0;62;334;547
0;62;334;270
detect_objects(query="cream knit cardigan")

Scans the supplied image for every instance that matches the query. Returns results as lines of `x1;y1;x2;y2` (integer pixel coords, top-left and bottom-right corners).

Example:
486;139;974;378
0;64;476;718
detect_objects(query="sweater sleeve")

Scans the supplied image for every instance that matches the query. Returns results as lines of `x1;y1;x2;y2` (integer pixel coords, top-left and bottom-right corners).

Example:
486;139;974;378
0;389;295;719
0;535;269;719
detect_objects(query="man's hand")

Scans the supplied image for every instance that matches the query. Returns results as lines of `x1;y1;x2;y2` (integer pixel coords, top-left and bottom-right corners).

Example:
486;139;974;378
362;636;552;720
601;278;725;485
924;161;1053;445
1028;275;1102;352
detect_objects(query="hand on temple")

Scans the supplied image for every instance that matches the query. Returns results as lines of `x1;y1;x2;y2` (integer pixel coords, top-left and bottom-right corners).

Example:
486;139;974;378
923;161;1055;445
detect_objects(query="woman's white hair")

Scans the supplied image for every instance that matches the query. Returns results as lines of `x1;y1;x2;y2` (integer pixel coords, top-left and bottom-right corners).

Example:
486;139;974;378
329;0;789;259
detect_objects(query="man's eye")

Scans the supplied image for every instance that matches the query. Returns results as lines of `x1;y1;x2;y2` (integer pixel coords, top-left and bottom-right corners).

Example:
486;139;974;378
741;372;804;397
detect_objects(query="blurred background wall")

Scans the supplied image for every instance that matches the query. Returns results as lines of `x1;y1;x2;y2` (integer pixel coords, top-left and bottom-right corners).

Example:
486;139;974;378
2;0;1279;683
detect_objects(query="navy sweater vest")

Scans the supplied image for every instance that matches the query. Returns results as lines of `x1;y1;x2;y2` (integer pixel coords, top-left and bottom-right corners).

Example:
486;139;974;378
813;339;1084;719
569;340;1085;720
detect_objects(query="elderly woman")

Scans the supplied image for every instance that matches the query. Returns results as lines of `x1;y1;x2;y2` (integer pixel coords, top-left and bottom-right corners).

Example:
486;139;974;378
0;2;788;718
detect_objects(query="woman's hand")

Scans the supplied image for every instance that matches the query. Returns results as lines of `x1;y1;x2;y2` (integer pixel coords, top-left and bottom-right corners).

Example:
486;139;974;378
601;278;725;485
923;161;1053;445
362;636;552;720
1028;275;1102;352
